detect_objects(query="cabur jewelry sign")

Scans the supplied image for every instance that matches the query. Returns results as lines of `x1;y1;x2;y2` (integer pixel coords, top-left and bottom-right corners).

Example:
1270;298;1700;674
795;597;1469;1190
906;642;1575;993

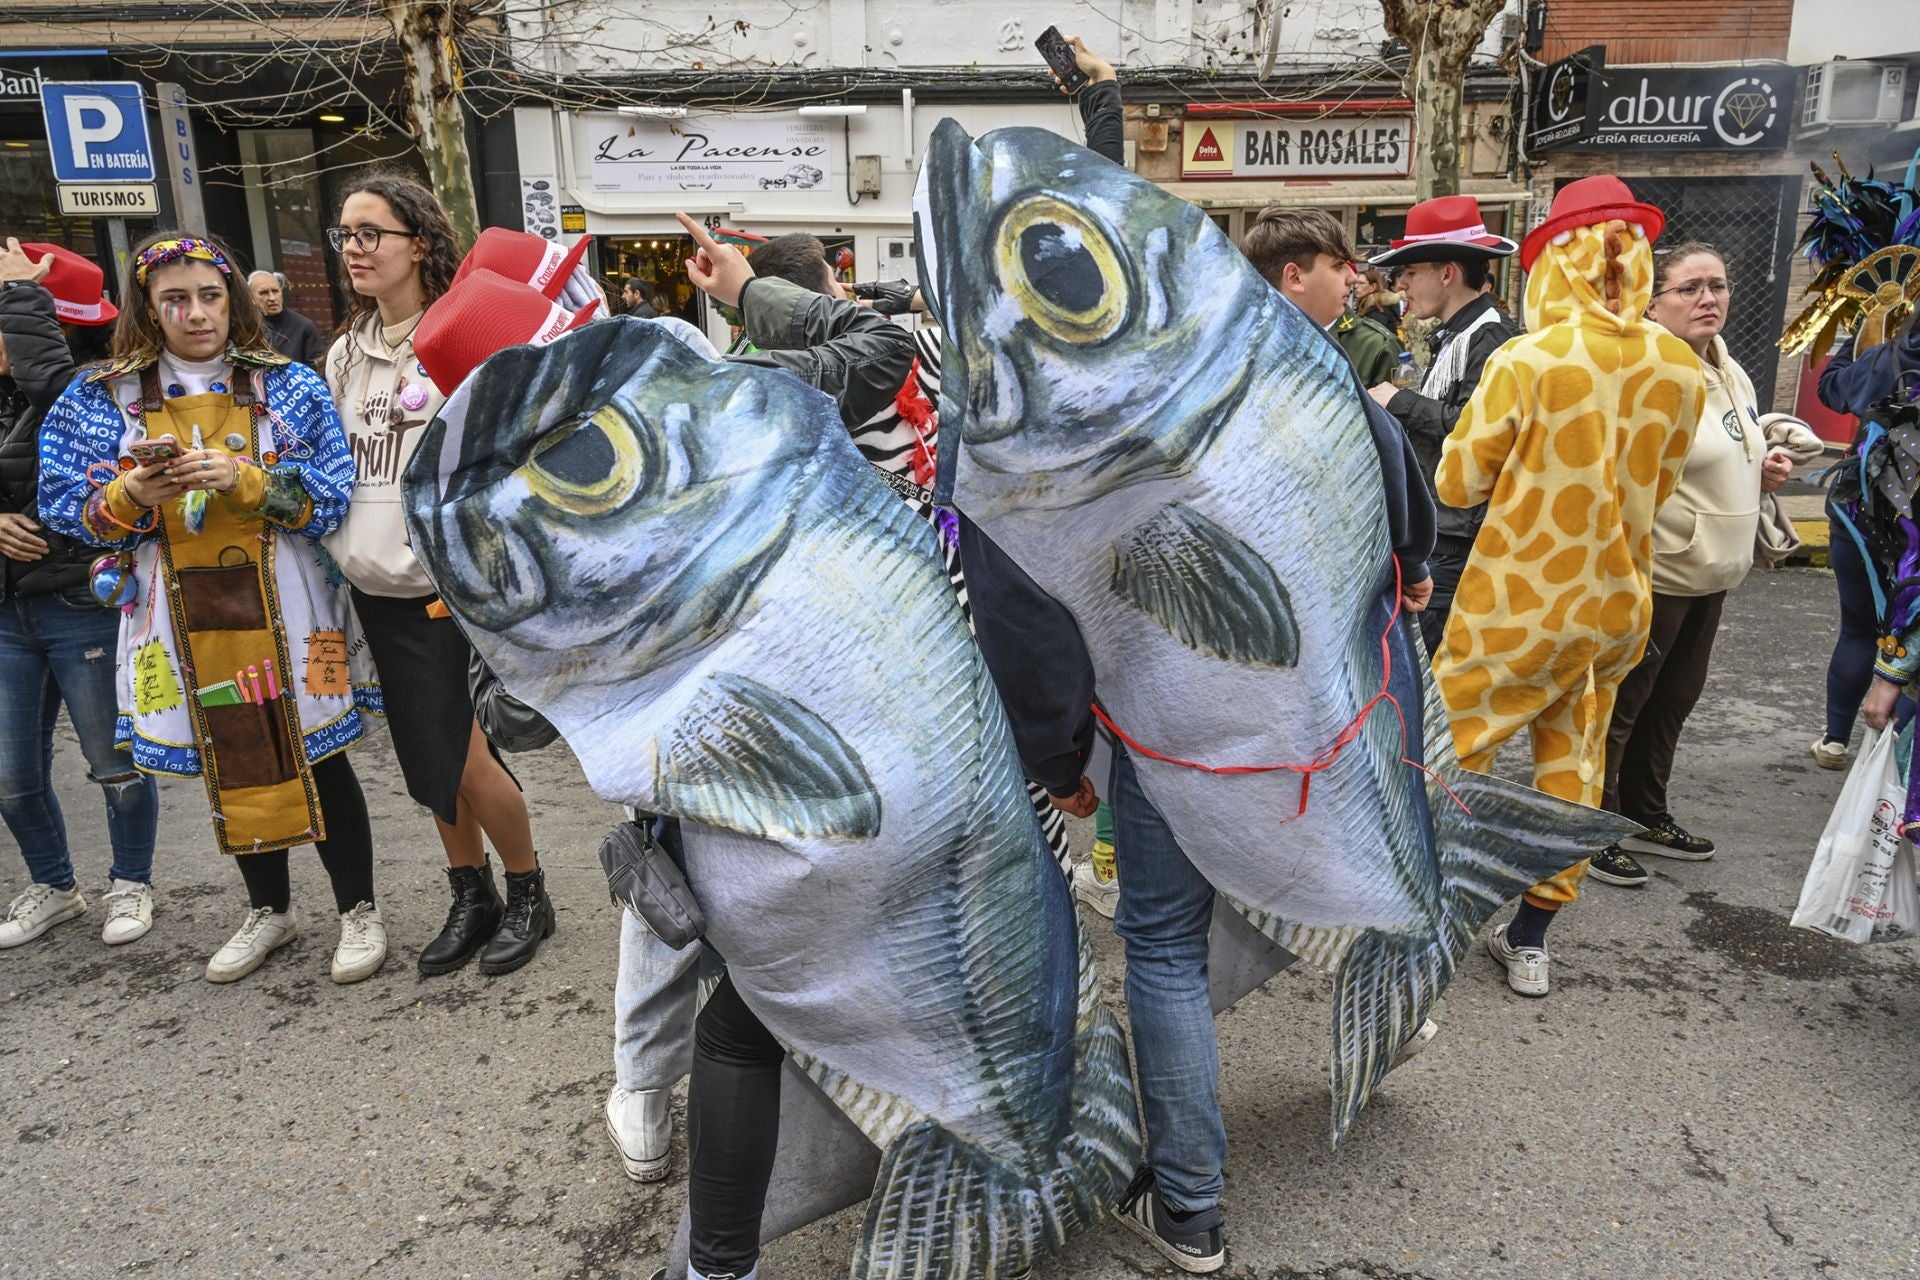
587;115;833;193
1181;117;1413;179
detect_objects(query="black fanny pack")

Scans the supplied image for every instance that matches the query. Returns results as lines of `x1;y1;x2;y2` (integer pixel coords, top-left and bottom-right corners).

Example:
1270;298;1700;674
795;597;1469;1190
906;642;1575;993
598;819;706;950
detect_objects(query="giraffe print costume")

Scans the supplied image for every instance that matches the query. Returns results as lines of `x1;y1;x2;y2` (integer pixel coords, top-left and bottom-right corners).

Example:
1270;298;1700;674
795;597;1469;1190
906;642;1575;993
1434;218;1705;908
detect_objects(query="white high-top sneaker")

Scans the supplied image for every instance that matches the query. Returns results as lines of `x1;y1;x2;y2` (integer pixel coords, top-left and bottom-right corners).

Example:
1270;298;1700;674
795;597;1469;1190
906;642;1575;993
0;883;86;949
100;880;153;945
331;901;387;984
205;906;296;983
606;1086;673;1182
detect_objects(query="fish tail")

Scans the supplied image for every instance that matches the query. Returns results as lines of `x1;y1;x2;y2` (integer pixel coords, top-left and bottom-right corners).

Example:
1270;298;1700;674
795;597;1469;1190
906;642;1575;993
1329;759;1636;1146
855;1000;1140;1278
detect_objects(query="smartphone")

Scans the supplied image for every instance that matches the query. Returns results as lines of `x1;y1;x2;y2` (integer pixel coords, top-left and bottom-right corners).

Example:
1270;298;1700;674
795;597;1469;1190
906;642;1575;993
1036;26;1088;92
128;436;181;464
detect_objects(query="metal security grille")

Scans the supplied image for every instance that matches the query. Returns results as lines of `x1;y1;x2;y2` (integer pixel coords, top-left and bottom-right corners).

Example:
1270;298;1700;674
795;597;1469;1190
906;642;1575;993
1560;175;1800;411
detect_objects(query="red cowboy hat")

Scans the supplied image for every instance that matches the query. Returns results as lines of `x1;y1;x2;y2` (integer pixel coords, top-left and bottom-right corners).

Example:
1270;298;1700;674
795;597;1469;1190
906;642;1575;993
414;269;597;392
20;243;117;326
1368;196;1517;268
455;227;593;301
1520;175;1666;272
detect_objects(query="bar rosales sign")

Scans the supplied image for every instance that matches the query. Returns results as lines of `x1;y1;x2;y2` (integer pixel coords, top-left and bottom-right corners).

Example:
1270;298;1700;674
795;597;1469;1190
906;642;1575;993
1181;116;1413;179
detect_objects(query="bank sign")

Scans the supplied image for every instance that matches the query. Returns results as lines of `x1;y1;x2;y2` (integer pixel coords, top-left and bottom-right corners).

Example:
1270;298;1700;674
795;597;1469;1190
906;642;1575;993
586;115;832;193
1181;117;1413;179
1571;64;1792;151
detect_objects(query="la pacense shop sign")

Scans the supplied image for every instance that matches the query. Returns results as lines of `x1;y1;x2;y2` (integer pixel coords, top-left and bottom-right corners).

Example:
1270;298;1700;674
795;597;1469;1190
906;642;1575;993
1181;116;1413;179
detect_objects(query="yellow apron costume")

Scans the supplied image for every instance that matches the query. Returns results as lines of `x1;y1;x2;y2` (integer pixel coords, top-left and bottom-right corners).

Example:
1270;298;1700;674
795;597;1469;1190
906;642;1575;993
1434;192;1705;909
37;351;377;857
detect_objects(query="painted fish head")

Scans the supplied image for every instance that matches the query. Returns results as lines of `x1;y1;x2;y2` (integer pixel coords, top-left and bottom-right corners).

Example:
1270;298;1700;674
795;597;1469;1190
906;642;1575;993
915;119;1285;512
403;316;831;675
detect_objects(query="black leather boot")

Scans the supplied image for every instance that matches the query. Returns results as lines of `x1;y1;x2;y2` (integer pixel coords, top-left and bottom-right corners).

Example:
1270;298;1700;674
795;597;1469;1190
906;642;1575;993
417;863;504;976
478;865;554;975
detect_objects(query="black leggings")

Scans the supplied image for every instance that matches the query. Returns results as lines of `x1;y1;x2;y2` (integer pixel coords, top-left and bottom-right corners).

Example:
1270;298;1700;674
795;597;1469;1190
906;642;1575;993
234;753;375;914
688;971;785;1279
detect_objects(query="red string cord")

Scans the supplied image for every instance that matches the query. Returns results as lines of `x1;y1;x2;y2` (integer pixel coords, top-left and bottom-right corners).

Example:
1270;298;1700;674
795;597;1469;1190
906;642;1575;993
1089;557;1470;822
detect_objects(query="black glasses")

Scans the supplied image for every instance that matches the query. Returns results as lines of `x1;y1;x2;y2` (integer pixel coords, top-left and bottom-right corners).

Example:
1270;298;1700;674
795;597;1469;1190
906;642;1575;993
326;225;420;254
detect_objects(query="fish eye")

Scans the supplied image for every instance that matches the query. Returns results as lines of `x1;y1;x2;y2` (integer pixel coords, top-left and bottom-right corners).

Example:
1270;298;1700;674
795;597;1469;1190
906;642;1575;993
993;195;1130;345
524;406;644;517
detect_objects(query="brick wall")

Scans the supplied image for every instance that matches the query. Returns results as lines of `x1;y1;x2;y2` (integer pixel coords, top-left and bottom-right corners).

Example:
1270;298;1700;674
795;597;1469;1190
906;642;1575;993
1539;0;1792;64
0;1;381;50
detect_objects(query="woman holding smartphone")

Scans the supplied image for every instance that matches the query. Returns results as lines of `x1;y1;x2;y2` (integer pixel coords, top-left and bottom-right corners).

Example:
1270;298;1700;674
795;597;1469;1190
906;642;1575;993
38;230;384;985
323;171;552;976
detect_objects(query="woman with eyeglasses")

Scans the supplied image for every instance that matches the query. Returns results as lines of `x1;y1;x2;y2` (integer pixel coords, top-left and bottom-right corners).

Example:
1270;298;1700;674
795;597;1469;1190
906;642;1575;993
37;231;384;983
1587;241;1822;889
323;171;552;977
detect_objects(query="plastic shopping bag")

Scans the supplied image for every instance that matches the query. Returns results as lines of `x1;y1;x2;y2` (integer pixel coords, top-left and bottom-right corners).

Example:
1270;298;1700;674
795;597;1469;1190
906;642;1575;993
1793;726;1920;943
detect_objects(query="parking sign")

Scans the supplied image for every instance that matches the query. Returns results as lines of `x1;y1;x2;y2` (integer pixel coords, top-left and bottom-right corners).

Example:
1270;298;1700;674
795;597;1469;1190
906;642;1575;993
39;81;155;183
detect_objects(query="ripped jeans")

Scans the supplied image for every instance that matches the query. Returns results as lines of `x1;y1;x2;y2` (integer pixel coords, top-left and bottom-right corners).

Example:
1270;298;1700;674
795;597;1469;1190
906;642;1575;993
0;590;158;889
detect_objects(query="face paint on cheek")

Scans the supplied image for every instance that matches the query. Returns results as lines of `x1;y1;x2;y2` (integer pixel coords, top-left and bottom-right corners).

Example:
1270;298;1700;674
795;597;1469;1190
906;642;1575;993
161;302;188;328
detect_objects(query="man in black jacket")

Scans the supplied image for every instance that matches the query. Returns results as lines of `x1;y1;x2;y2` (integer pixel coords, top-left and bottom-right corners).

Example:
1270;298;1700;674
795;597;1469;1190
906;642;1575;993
248;270;326;368
0;238;159;950
1365;196;1522;652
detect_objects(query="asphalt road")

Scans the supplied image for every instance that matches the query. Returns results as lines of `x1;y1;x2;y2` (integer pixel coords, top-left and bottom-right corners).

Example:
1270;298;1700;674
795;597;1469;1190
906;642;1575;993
3;563;1916;1280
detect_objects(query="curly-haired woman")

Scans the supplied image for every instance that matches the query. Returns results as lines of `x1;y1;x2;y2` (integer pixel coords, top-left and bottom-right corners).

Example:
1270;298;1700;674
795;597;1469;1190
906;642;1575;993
323;171;551;977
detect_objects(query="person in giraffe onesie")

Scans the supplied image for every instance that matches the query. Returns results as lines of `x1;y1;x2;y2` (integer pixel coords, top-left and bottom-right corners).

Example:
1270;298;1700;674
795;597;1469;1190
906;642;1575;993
1433;176;1706;998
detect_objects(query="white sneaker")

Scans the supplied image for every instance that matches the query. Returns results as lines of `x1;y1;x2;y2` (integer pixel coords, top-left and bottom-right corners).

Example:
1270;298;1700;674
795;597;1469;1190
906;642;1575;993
0;883;86;949
1486;924;1550;997
606;1086;673;1182
206;906;296;983
100;879;153;945
331;901;387;984
1072;858;1119;919
1389;1017;1440;1070
1811;736;1849;770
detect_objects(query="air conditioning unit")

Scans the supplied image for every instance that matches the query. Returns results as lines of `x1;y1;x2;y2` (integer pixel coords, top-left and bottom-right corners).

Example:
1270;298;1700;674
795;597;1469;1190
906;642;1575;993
1803;60;1906;127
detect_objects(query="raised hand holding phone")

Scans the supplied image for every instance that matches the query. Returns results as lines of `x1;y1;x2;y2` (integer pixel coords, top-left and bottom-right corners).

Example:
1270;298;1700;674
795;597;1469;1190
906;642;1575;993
1036;26;1090;92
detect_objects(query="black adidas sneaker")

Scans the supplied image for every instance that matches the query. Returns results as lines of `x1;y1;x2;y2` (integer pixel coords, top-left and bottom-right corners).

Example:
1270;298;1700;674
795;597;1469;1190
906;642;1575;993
1622;815;1715;861
1115;1167;1225;1273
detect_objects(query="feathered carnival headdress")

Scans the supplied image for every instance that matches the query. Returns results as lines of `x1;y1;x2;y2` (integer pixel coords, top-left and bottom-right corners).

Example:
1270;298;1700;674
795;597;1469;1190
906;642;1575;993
1779;151;1920;362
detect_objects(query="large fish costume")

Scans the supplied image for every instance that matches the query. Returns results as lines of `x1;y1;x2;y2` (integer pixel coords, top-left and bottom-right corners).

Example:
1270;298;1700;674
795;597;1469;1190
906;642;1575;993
914;120;1636;1143
400;317;1140;1278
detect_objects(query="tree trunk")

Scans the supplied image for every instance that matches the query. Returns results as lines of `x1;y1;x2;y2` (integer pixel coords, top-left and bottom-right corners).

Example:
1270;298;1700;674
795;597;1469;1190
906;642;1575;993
383;0;481;250
1411;42;1468;198
1380;0;1510;201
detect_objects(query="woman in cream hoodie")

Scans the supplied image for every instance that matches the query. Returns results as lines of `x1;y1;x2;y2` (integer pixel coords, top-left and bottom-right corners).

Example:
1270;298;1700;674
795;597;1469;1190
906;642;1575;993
324;171;551;975
1590;242;1822;888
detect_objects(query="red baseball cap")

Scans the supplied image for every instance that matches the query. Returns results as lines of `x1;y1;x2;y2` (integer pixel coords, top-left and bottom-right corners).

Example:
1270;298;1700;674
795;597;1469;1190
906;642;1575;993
454;227;592;301
1520;175;1666;272
414;269;597;392
20;243;117;326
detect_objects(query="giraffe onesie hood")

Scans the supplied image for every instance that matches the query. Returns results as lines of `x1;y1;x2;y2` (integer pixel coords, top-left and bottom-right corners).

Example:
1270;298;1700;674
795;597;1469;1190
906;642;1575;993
1434;218;1704;908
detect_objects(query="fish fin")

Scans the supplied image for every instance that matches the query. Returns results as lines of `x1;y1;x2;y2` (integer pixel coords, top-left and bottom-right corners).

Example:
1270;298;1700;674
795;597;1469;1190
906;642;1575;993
1109;503;1300;667
1225;895;1358;972
654;671;881;841
1433;768;1640;954
1325;770;1638;1146
856;1005;1141;1279
1330;928;1447;1146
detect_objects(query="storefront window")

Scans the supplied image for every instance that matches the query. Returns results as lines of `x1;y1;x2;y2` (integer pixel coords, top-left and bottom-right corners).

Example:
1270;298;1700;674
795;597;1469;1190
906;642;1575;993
0;139;103;265
240;130;336;331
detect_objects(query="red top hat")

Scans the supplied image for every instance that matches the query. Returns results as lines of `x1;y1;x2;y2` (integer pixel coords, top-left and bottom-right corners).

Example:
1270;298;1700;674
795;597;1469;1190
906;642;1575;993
415;269;597;392
1520;175;1666;272
455;227;592;301
1368;196;1517;268
20;243;117;326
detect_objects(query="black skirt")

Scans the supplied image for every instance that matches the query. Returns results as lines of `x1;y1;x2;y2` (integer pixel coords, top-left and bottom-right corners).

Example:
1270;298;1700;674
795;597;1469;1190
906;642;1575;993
349;587;511;824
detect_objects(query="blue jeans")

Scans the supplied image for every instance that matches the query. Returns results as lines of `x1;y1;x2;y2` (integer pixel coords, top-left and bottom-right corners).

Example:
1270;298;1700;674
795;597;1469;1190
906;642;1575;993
0;589;158;889
1108;746;1226;1221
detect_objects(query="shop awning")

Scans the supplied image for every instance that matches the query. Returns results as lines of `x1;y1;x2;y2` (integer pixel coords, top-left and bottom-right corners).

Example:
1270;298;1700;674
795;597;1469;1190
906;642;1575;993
1154;180;1531;210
